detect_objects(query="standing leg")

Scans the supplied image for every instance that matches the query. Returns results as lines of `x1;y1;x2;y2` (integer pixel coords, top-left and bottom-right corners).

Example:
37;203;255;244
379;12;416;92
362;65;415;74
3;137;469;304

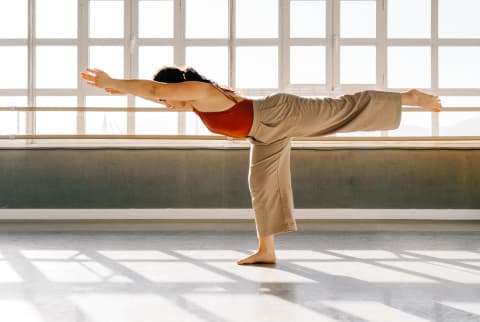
237;138;296;265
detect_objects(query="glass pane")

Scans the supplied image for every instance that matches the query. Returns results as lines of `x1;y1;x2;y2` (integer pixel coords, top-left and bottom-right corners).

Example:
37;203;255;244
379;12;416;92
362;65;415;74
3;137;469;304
290;0;326;38
440;96;480;108
86;96;127;107
0;47;28;89
0;112;27;135
89;0;124;38
135;97;161;107
439;47;480;88
89;46;124;80
439;112;480;136
86;112;127;134
186;47;229;87
36;112;77;134
236;0;278;38
387;0;431;38
0;97;27;135
138;46;174;79
340;0;376;38
85;96;127;134
136;112;178;135
389;112;431;136
139;0;173;38
439;0;480;38
0;0;27;38
186;112;214;135
388;47;430;88
36;0;77;38
0;97;28;106
340;46;376;84
36;96;77;107
290;46;326;84
388;0;430;39
36;46;77;88
186;0;228;39
236;47;278;88
36;96;78;134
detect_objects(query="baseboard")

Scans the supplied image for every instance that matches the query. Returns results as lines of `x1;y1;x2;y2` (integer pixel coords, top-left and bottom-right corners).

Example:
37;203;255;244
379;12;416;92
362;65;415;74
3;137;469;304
0;208;479;220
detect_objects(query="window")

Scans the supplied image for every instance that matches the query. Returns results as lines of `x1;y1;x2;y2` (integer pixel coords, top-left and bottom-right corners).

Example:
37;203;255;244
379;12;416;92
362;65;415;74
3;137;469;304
1;0;480;143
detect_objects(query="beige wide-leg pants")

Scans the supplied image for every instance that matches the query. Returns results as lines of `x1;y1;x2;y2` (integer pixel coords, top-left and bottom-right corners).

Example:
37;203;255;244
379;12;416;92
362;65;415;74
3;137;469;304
246;90;402;237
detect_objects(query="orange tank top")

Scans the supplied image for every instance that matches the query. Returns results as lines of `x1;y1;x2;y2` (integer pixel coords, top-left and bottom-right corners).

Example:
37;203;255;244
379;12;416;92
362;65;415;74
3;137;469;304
193;99;254;138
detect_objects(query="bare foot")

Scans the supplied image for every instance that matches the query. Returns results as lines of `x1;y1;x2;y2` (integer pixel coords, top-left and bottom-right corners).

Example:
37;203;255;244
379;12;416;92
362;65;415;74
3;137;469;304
403;89;442;111
236;251;276;265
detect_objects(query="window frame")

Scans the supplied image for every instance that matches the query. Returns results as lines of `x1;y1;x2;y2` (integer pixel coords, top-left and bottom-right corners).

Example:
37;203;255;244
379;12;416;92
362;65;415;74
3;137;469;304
0;0;479;146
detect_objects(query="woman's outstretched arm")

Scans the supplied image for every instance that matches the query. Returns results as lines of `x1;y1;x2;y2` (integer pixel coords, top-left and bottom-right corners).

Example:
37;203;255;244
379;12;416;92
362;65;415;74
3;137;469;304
80;68;210;102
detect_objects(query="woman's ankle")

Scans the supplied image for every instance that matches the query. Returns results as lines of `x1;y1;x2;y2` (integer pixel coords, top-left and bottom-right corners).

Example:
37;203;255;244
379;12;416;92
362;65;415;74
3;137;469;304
258;234;276;253
400;90;414;106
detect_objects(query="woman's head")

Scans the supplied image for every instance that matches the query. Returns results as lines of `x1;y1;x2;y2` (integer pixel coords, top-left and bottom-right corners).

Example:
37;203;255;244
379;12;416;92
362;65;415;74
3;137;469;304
153;66;211;84
153;66;238;106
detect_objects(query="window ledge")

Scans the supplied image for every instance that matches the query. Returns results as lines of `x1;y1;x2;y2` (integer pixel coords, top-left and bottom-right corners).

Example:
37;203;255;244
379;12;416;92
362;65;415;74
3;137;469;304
0;137;479;149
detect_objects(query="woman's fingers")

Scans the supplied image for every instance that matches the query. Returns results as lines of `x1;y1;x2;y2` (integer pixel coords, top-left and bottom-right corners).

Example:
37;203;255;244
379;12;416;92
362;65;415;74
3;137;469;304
81;67;114;90
85;67;100;74
81;67;110;88
80;72;93;81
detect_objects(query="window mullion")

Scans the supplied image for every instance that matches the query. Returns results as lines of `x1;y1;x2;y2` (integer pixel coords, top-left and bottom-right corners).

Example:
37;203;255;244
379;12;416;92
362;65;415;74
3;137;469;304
27;0;35;144
78;0;88;135
229;0;235;89
377;0;386;90
378;0;388;136
279;0;288;92
331;0;340;94
432;0;439;136
126;0;137;135
175;0;186;135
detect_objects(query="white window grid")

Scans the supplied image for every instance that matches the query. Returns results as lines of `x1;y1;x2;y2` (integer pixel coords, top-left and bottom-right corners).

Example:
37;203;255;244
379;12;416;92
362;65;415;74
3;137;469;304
0;0;479;140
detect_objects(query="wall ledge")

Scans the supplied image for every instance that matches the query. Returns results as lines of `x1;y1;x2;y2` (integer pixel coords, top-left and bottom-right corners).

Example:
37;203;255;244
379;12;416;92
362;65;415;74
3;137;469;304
0;208;479;220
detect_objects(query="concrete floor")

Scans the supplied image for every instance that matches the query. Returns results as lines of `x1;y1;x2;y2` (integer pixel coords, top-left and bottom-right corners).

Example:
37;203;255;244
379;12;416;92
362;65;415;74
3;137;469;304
0;229;479;322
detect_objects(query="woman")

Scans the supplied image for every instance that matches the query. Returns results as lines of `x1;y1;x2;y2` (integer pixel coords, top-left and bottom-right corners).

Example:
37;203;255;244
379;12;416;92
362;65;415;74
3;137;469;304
81;66;442;265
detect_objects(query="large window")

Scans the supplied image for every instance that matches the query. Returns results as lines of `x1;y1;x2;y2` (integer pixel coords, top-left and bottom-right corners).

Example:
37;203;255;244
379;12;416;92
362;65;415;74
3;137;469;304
1;0;480;141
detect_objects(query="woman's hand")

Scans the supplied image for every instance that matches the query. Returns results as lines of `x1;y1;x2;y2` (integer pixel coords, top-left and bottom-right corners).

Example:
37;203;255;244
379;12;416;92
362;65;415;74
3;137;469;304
80;68;113;89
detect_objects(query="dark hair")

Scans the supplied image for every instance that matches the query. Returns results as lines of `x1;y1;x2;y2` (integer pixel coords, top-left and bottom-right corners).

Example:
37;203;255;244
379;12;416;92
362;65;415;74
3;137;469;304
153;66;238;100
153;66;211;84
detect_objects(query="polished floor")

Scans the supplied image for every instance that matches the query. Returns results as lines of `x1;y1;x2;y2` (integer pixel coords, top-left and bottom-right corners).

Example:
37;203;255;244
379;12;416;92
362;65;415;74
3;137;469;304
0;229;479;322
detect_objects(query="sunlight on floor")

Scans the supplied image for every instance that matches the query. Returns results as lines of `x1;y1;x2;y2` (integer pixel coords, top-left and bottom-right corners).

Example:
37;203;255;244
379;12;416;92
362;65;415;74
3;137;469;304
378;260;480;283
98;250;179;260
207;261;316;283
405;250;480;259
0;300;45;322
0;230;479;322
321;301;431;322
292;261;437;283
183;294;338;322
174;249;249;260
0;262;24;283
70;294;206;322
118;261;234;283
440;302;480;316
30;261;133;283
327;249;414;259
